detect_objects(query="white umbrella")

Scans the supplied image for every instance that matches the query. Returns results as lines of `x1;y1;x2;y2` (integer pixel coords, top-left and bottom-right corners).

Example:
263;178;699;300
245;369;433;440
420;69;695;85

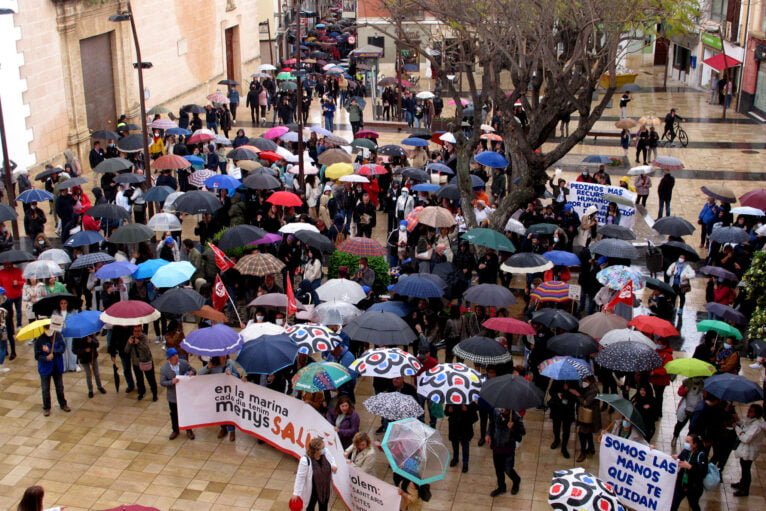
23;260;64;279
288;165;319;175
275;146;294;161
147;212;182;232
340;174;369;183
240;321;285;342
599;329;655;349
315;300;361;325
280;131;299;143
628;165;654;176
163;191;185;212
480;124;495;133
505;218;526;235
416;91;435;100
214;135;232;146
279;222;319;234
316;279;367;304
439;132;456;144
38;249;71;265
258;64;277;71
732;206;765;217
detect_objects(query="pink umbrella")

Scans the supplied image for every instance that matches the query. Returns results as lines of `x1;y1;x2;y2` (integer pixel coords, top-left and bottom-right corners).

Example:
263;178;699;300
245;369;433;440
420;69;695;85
263;126;290;140
100;301;161;326
206;91;229;104
248;233;282;245
150;119;177;130
358;164;388;176
187;128;216;145
447;98;470;106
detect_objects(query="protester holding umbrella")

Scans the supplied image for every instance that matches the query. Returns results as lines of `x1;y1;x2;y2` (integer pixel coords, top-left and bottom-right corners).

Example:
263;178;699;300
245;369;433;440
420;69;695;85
292;437;338;511
486;407;525;497
548;380;578;459
445;401;478;473
159;348;196;440
34;323;70;416
670;434;707;511
124;324;158;401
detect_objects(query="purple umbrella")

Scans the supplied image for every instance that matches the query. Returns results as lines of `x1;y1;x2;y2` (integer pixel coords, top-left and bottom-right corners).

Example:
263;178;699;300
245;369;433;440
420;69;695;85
248;233;283;245
95;261;139;280
181;324;243;356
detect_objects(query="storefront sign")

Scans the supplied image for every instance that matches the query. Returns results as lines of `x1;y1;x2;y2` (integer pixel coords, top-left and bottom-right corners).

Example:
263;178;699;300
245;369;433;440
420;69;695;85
701;32;723;51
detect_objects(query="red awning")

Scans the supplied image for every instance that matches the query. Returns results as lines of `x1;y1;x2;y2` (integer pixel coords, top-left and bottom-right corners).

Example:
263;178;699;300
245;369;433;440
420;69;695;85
702;53;741;71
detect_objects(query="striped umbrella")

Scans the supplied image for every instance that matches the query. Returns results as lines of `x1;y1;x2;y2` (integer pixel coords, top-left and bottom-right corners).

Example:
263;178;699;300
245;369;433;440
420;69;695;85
150;118;178;130
188;169;216;188
234;253;285;276
337;237;387;257
530;281;570;302
69;252;116;270
539;356;592;380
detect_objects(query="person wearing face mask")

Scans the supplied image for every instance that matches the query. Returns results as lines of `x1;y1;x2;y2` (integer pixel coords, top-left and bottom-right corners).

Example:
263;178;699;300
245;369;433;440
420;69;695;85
605;413;648;445
670;434;707;511
352;257;375;289
732;403;765;497
573;375;601;462
575;168;595;183
714;336;740;374
666;255;695;313
273;312;286;327
252;309;266;323
395;187;415;222
672;377;705;446
34;324;70;416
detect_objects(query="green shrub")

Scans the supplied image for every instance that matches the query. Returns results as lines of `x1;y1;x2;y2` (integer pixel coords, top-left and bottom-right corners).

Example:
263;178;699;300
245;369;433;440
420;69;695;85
328;251;390;295
743;251;766;339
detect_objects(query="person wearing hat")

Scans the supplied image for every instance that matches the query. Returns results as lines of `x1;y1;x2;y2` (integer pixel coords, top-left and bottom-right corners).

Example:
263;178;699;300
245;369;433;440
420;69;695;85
157;236;180;262
387;220;410;267
160;348;196;440
352;257;376;289
34;323;70;416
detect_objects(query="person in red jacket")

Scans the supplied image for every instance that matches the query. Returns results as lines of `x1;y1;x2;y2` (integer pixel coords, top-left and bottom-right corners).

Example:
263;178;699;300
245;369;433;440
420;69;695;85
649;337;674;417
0;262;24;359
712;279;736;306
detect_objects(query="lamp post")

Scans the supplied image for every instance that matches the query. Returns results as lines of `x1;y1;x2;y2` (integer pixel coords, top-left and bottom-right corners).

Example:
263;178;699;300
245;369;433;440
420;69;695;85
0;7;19;240
110;1;151;174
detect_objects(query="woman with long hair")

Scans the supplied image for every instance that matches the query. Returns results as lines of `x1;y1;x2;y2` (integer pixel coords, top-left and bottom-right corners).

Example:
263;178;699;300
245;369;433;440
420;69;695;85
17;485;44;511
326;395;360;449
292;437;338;511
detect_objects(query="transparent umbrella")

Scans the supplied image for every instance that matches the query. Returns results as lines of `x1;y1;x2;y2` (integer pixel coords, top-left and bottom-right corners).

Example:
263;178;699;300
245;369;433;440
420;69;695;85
382;418;451;485
23;260;64;279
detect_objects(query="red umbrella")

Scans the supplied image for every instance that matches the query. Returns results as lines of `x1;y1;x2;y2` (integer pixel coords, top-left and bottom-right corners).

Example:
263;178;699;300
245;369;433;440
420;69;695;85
100;300;161;326
267;191;303;207
338;237;387;257
355;130;379;139
258;151;282;163
627;315;679;338
740;189;766;211
357;164;388;176
482;317;536;336
152;154;191;170
430;131;446;145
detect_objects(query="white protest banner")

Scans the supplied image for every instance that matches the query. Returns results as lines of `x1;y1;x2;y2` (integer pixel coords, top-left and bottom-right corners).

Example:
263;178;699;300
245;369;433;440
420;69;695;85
599;433;678;511
568;182;637;228
49;314;64;333
177;373;400;511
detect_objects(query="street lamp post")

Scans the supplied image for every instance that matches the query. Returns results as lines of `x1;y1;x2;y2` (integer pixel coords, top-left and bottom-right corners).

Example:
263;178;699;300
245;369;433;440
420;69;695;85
110;1;151;174
0;8;19;240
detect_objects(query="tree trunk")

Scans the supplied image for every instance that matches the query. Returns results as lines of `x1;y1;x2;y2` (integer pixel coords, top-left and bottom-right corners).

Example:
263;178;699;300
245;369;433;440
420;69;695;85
489;151;547;232
456;142;478;228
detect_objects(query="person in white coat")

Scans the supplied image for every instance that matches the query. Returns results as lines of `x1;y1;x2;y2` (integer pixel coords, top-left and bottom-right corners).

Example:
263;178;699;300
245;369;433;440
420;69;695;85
292;437;337;511
666;256;696;312
344;432;377;474
732;403;765;497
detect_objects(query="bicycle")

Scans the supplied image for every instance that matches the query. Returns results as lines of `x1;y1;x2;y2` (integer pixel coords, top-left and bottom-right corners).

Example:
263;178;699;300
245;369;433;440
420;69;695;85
661;120;689;148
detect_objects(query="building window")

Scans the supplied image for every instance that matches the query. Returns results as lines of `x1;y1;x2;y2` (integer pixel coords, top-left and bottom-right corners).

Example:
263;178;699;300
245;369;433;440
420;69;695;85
710;0;728;22
673;45;691;72
368;36;385;57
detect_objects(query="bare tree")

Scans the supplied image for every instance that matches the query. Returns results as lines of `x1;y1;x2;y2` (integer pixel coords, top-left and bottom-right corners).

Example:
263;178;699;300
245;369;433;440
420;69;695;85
372;0;697;229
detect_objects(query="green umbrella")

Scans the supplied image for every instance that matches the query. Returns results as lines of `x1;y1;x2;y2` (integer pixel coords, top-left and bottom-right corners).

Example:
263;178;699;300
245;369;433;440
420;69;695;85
351;138;377;150
292;362;351;393
527;223;559;235
463;228;516;253
276;71;296;81
697;319;742;340
596;394;646;436
665;358;716;378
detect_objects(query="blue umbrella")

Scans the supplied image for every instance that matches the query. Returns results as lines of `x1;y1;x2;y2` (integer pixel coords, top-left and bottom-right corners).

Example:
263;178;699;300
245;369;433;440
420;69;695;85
392;275;445;299
412;183;440;193
133;258;170;280
181;324;244;357
62;311;104;338
144;186;175;203
401;137;429;147
402;63;419;72
69;252;116;270
448;174;486;188
204;174;241;190
474;151;508;168
64;230;105;248
150;261;196;288
166;127;192;136
184;155;205;169
539;356;592;380
236;334;298;374
543;250;581;267
368;300;411;317
315;23;326;28
426;163;453;175
703;373;763;403
583;155;613;164
17;189;55;203
95;261;138;280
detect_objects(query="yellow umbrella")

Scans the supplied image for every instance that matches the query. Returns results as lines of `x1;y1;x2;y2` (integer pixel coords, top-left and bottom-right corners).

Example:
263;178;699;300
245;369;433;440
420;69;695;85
17;319;51;341
325;162;354;179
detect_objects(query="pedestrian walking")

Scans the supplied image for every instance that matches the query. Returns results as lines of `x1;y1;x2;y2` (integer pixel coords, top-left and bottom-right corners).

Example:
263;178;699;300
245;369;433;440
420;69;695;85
670;434;707;511
634;173;651;207
657;168;675;218
487;408;525;496
227;85;240;122
73;334;106;398
346;98;363;136
635;125;648;164
34;324;70;416
619;91;631;119
548;380;577;458
159;348;196;440
124;324;158;401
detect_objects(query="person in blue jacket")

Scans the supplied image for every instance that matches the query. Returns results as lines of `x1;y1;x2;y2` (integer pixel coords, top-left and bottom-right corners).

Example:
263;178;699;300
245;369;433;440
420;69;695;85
697;196;719;248
34;323;70;416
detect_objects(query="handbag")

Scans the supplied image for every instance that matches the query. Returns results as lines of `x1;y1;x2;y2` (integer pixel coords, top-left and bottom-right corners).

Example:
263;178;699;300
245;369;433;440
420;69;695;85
703;461;721;490
678;384;689;397
139;360;154;372
578;406;594;424
679;278;692;294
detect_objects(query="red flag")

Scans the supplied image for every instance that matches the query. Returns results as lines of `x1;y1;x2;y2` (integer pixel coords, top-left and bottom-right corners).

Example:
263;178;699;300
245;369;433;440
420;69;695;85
208;243;234;272
285;274;298;316
606;280;634;312
212;274;229;311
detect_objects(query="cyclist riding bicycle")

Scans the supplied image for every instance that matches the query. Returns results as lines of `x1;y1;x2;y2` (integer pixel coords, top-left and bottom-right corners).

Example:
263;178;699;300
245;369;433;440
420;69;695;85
662;108;684;142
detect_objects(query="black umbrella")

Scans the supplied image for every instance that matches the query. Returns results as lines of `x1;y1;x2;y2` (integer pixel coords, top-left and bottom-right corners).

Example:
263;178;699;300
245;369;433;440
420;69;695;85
436;184;460;201
709;226;750;245
528;223;559;235
531;309;579;331
294;230;334;253
548;333;599;358
479;374;545;410
660;241;700;262
123;123;140;131
218;79;238;86
378;145;406;157
0;204;17;222
463;284;516;307
173;190;222;214
432;261;468;299
117;134;145;153
227;147;260;161
35;167;64;181
501;252;552;273
699;265;738;282
144;186;175;203
652;216;696;237
33;293;82;317
449;174;486;188
94;157;133;174
91;130;120;140
597;224;636;240
453;336;513;365
704;303;746;325
114;173;146;185
596;394;646;436
55;177;88;191
249;137;278;151
217;225;268;251
595;341;663;372
408;130;431;140
69;252;116;270
243;173;281;190
590;238;638;259
644;277;676;297
87;203;130;220
108;223;154;244
343;311;417;346
152;287;206;314
184;104;206;114
0;249;35;264
113;363;121;392
401;168;429;182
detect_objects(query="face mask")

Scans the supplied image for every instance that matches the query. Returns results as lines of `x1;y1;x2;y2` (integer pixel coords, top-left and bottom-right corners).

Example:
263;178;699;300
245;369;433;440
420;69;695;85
655;343;664;350
38;240;45;245
256;315;264;322
723;343;732;350
400;226;406;231
678;257;685;263
622;420;631;428
359;265;365;271
553;237;559;243
581;382;590;388
275;318;285;326
683;442;691;451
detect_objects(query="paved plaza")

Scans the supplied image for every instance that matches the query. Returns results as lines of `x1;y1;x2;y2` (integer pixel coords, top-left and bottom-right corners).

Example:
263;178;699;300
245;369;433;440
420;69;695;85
0;66;764;510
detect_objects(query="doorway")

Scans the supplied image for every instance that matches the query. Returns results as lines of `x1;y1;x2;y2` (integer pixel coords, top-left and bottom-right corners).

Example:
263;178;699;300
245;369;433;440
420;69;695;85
80;33;117;130
225;26;241;83
654;37;669;66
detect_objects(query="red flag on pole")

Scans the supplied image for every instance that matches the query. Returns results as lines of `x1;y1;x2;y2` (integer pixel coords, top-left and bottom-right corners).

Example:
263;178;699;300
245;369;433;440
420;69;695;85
605;280;634;312
212;274;229;311
285;274;298;316
208;243;234;272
